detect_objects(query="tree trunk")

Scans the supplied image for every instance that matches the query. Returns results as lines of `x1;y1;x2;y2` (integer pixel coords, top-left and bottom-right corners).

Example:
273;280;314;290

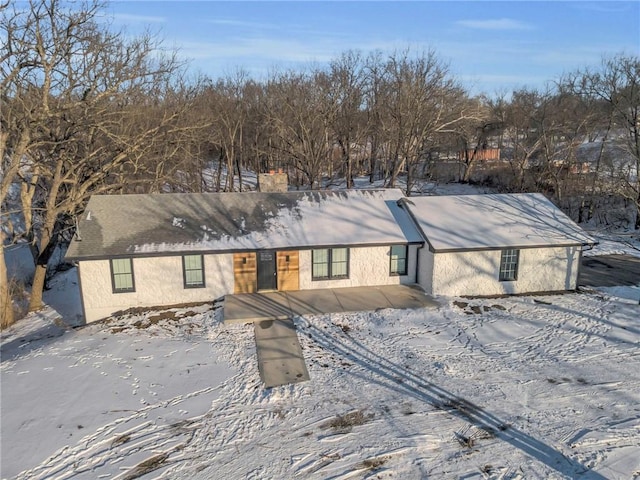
28;215;54;312
388;155;405;189
29;263;47;312
215;153;223;191
237;127;243;192
635;190;640;231
405;161;413;197
235;153;243;192
0;235;14;329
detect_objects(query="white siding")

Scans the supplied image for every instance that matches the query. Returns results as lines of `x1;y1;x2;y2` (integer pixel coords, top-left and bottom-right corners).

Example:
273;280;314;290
298;245;418;290
79;245;422;323
79;254;234;323
429;246;581;297
417;247;434;295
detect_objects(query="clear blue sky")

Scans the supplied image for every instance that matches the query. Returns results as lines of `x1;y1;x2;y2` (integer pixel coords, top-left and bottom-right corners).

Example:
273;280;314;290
105;1;640;96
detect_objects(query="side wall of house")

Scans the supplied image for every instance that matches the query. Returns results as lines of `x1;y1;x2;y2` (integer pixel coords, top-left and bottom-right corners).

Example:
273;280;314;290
430;246;581;296
417;247;434;295
298;245;418;290
79;254;234;323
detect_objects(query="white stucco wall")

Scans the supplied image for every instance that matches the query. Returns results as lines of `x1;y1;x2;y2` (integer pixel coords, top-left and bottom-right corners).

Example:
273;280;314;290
427;246;581;297
78;254;234;323
298;245;418;290
417;247;434;295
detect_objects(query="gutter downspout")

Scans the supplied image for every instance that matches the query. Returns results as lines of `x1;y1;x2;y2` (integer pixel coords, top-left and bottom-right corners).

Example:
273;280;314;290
397;198;429;289
415;243;424;285
73;261;88;325
576;240;598;294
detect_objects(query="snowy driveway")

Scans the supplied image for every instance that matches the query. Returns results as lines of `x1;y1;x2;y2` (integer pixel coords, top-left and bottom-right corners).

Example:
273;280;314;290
580;254;640;287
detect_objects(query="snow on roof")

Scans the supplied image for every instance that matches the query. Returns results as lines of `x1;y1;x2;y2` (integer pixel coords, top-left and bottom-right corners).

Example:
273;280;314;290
401;193;596;252
65;189;423;259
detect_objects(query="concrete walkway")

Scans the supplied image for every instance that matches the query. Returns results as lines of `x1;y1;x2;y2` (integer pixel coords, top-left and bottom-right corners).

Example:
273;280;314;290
254;319;309;388
223;284;437;324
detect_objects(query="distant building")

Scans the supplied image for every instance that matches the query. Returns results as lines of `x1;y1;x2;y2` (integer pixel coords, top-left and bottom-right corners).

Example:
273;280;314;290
458;148;501;162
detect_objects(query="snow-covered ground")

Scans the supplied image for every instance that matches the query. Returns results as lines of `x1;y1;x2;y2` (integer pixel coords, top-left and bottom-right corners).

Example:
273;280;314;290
584;230;640;258
2;179;639;479
2;266;639;479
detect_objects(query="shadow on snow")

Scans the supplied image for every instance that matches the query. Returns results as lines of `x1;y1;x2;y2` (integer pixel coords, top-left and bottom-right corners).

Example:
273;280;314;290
298;316;606;479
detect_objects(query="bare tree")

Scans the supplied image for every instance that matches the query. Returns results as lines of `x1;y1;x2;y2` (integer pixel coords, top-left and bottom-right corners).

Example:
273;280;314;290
568;54;640;228
321;51;368;188
1;0;202;315
452;96;496;183
498;89;547;192
373;50;476;195
264;70;333;189
201;71;253;192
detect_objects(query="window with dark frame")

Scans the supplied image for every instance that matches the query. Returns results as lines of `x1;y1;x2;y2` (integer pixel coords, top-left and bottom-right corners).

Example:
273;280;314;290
390;245;408;276
110;258;135;293
499;249;519;281
312;248;349;280
183;254;205;288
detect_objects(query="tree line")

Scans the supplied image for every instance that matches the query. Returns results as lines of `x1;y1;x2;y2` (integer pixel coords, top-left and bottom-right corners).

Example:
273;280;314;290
1;0;639;326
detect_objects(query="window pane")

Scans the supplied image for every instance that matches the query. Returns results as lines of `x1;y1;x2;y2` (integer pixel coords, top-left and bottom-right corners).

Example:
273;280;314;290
332;248;347;263
390;245;407;275
499;249;519;281
184;255;204;287
185;269;203;285
114;273;133;290
313;249;328;264
112;258;131;275
184;254;202;271
112;259;134;292
331;248;348;278
332;260;347;277
313;262;329;278
312;249;329;279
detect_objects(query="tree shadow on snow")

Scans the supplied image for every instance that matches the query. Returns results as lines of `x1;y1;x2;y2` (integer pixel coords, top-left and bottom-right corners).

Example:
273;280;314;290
0;315;69;363
299;317;607;480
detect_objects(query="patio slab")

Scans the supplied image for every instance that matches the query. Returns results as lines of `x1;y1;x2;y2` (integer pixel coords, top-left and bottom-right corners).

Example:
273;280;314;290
224;284;437;324
229;285;438;388
223;292;291;324
285;289;345;316
382;284;440;309
333;286;394;312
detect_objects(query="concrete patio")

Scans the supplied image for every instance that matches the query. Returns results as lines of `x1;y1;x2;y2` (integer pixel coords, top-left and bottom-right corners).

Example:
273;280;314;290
225;284;437;388
223;284;438;324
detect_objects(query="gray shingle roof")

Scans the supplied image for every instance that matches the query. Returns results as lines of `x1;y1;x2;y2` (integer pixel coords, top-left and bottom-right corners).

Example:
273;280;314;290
65;189;423;260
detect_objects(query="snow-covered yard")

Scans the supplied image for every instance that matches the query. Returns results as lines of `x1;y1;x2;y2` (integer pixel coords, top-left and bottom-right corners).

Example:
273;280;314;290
1;266;639;479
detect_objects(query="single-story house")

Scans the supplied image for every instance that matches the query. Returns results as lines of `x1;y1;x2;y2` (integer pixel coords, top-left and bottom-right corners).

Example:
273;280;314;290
400;193;596;297
65;189;423;322
65;188;596;323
